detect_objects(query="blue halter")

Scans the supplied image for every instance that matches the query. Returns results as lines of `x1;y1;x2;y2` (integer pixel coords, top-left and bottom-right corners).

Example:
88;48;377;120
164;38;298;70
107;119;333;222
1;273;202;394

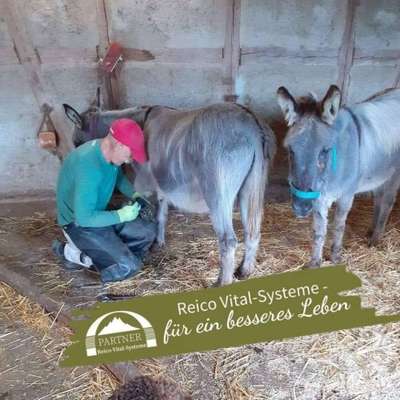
289;145;337;200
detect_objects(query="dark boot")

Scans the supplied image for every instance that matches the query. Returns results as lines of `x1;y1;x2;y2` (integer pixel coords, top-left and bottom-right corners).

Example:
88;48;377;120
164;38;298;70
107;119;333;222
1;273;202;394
52;240;84;271
100;259;143;284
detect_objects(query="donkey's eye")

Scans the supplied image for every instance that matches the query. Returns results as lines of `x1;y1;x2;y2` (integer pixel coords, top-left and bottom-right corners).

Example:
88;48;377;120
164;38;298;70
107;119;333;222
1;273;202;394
319;148;330;158
318;148;330;169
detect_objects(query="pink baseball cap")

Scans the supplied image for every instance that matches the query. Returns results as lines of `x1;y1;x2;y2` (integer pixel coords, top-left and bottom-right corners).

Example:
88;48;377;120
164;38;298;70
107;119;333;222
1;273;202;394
110;118;148;164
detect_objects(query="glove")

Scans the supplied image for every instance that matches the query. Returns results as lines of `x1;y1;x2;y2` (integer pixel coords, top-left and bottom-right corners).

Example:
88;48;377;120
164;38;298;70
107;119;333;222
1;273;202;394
117;202;141;223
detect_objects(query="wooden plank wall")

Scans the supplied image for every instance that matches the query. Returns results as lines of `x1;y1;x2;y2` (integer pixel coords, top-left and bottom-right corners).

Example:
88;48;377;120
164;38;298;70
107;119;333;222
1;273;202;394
0;0;399;152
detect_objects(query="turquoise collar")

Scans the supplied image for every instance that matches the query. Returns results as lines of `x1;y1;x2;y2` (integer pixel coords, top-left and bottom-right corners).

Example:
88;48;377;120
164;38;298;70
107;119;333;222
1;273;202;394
289;182;321;200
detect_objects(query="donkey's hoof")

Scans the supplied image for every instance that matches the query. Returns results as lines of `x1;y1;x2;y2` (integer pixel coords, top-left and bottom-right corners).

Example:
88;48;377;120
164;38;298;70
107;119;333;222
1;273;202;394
213;277;233;287
156;238;166;248
368;229;384;247
331;255;343;264
368;234;382;247
304;260;321;269
234;268;251;281
331;252;343;264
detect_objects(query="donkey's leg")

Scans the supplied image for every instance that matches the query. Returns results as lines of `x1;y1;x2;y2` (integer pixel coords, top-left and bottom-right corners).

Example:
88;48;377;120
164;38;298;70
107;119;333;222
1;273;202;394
331;195;354;263
156;197;168;247
198;148;251;286
308;205;329;268
209;204;238;286
369;175;400;247
369;186;384;240
235;188;263;280
201;178;239;286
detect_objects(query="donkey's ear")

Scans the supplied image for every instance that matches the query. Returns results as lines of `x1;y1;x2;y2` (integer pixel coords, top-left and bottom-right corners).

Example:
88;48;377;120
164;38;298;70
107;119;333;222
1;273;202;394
63;104;83;129
277;87;298;126
321;85;341;125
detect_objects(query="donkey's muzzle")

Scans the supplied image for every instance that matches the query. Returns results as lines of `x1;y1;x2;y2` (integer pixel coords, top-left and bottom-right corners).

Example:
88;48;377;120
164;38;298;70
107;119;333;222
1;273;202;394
289;180;318;217
292;198;313;218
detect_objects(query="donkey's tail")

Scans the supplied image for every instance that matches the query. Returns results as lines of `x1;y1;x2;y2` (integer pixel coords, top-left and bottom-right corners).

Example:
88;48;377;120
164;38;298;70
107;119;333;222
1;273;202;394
241;115;275;221
237;109;276;276
238;107;276;212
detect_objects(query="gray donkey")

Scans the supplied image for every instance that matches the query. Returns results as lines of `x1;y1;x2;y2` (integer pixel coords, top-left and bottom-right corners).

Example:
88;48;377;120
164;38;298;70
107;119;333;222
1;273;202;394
277;85;400;268
63;103;276;285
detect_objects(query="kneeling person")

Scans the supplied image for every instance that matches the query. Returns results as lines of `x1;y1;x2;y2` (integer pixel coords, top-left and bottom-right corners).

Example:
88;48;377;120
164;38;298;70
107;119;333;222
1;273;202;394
53;118;156;283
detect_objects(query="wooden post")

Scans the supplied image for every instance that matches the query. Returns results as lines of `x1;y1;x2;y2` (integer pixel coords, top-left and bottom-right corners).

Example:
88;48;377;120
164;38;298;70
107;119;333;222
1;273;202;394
2;0;73;159
223;0;241;102
96;0;120;109
337;0;358;105
394;68;400;88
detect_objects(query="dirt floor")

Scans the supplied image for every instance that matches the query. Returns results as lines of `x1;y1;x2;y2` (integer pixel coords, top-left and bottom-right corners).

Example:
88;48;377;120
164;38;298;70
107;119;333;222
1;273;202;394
0;195;399;399
0;281;117;400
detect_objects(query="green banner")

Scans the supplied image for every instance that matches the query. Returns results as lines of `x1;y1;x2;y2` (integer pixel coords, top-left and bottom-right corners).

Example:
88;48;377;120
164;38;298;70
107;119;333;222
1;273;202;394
61;265;400;367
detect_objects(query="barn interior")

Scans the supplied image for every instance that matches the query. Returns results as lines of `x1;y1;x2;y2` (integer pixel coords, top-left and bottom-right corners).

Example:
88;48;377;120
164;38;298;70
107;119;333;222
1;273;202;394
0;1;400;399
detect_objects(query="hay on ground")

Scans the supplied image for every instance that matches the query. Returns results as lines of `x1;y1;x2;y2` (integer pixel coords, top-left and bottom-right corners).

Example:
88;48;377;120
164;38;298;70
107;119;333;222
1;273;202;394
1;197;400;399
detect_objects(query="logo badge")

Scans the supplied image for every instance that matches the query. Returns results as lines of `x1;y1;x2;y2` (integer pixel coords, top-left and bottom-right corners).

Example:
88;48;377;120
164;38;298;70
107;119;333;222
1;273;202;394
85;310;157;357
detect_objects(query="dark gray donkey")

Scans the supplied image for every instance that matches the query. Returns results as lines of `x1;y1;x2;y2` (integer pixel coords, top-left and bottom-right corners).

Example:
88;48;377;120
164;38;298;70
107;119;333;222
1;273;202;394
63;103;276;285
277;85;400;268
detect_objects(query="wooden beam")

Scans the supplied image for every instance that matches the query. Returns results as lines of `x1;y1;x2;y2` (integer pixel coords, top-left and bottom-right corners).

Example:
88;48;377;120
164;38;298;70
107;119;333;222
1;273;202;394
354;48;400;62
231;0;241;93
96;0;111;52
241;47;339;65
123;47;223;64
37;47;98;65
337;0;358;105
0;47;223;66
2;45;399;68
223;0;241;102
96;0;120;109
395;67;400;88
223;0;234;87
2;0;72;159
231;46;400;66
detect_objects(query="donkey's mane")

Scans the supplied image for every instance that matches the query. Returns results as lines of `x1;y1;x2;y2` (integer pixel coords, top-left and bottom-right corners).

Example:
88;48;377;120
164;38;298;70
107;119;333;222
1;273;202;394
354;88;400;155
364;87;396;103
296;94;319;115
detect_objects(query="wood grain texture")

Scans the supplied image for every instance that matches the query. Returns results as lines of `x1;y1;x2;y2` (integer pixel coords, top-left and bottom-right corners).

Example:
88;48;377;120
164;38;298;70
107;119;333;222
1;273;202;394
2;0;72;158
337;0;358;105
223;0;241;101
96;0;120;109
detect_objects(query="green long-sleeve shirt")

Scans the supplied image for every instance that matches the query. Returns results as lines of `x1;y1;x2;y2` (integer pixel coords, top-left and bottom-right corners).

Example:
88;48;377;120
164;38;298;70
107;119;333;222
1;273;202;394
56;139;135;228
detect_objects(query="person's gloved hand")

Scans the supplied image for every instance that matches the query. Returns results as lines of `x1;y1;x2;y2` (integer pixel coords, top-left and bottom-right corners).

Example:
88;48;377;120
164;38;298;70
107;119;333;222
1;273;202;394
117;202;141;223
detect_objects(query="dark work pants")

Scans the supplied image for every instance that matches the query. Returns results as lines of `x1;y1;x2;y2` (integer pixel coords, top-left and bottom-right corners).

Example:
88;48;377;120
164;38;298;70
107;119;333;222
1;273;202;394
64;218;157;272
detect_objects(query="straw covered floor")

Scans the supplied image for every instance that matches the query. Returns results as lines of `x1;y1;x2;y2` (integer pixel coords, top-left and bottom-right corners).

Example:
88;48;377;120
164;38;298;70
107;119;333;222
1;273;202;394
0;196;399;399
